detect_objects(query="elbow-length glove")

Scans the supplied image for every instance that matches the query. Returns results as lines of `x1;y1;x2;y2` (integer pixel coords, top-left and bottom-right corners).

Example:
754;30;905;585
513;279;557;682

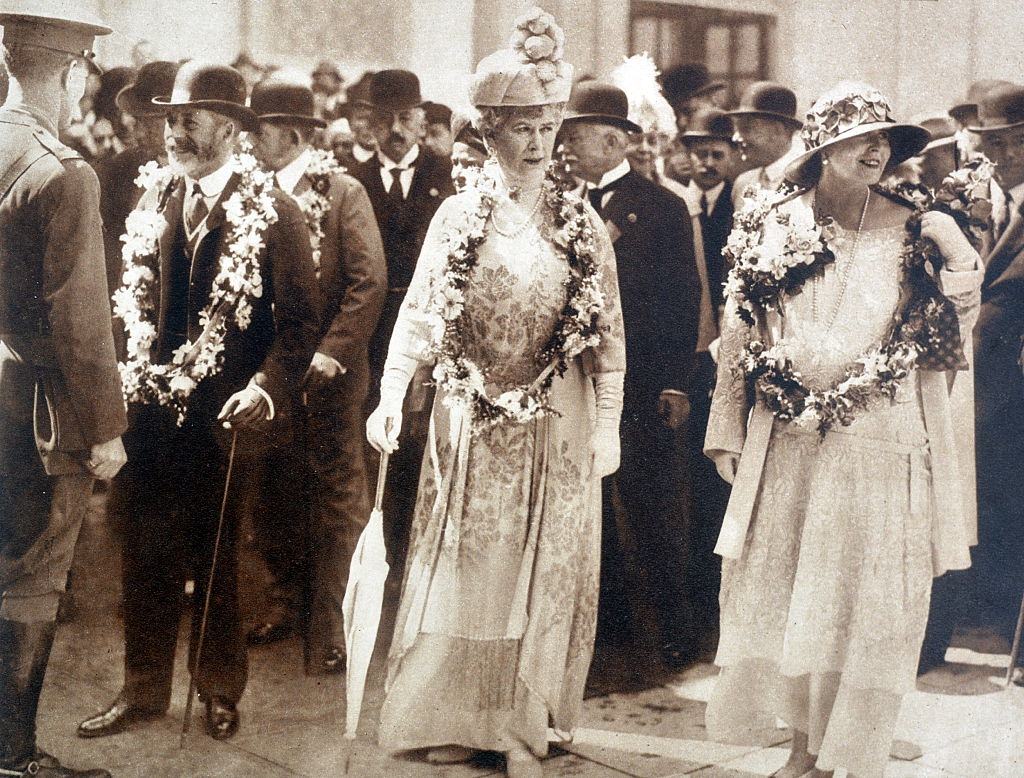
592;371;625;479
366;352;418;453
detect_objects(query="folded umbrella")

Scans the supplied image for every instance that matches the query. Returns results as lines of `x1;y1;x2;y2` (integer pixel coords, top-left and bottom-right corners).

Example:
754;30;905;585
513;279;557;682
342;451;391;739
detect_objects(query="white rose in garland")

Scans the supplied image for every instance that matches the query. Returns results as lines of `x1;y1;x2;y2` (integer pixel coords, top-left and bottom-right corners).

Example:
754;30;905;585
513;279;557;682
113;139;278;423
290;148;344;278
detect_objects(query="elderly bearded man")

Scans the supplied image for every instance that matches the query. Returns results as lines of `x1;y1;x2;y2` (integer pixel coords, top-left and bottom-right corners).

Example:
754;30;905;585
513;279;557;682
77;62;320;741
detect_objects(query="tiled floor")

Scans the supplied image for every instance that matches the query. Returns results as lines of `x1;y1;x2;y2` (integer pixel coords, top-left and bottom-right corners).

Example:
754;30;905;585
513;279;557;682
34;495;1024;777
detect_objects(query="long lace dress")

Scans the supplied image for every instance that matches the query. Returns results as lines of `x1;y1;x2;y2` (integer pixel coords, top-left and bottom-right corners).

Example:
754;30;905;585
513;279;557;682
376;190;626;757
704;216;980;778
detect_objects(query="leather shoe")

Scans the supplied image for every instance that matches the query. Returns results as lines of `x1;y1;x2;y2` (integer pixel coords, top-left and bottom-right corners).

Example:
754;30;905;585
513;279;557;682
76;694;163;738
205;697;239;740
246;620;294;646
4;750;113;777
322;646;346;675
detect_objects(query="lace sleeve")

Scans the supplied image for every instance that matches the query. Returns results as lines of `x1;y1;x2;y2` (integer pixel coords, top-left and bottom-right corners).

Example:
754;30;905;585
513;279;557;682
582;201;626;375
704;297;753;456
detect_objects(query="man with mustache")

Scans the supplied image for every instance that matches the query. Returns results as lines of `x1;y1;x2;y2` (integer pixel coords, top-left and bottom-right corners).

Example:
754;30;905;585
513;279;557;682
0;6;126;776
77;62;320;741
349;69;453;575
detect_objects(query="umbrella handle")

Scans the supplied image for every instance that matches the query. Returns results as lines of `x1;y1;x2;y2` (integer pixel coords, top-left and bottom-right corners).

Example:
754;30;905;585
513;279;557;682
374;451;389;512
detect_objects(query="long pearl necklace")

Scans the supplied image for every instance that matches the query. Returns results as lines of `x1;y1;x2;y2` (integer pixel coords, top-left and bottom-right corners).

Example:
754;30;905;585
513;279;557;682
812;189;871;332
490;188;544;238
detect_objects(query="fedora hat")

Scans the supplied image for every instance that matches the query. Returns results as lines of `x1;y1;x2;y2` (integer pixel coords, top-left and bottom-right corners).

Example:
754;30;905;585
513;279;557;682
968;82;1024;133
949;79;1014;124
785;83;929;187
250;75;326;128
680;108;736;144
116;60;179;116
364;69;423;113
914;115;958;153
661;63;725;109
0;1;110;59
562;81;641;133
728;81;802;132
152;61;257;131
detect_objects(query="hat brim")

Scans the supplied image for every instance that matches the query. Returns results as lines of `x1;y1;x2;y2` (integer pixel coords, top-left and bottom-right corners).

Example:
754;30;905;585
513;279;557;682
784;121;930;187
679;132;737;146
921;135;958;154
255;113;327;129
364;99;425;114
151;97;258;131
727;109;803;132
116;86;166;116
966;119;1024;134
948;102;977;122
562;112;642;134
690;80;726;99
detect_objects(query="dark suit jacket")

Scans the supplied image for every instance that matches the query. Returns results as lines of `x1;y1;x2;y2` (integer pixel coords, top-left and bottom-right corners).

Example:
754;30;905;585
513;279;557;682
975;204;1024;470
291;169;386;371
351;147;454;291
141;173;320;446
97;147;154;298
700;180;734;313
599;170;701;398
0;106;126;474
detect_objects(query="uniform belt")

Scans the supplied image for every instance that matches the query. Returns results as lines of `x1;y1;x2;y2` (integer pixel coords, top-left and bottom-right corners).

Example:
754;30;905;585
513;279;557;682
0;332;56;367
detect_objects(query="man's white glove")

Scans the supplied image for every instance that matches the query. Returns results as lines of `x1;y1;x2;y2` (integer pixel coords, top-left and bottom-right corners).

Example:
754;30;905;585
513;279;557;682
592;371;625;479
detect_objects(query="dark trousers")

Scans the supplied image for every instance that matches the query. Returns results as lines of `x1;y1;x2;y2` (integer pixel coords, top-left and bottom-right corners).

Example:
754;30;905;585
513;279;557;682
684;352;731;632
598;387;693;650
253;367;370;657
119;408;252;710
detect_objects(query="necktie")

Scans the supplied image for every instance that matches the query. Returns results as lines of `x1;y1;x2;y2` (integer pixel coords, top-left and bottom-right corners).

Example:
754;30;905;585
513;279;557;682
186;183;209;234
386;166;407;206
587;185;605;212
700;191;710;217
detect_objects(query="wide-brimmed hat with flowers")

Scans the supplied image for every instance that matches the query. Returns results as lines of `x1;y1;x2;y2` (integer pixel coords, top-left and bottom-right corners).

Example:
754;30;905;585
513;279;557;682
469;6;573;107
785;83;930;187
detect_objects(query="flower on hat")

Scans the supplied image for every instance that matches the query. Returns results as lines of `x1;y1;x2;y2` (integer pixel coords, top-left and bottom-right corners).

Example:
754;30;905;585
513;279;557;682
609;53;677;138
800;82;896;151
511;6;565;81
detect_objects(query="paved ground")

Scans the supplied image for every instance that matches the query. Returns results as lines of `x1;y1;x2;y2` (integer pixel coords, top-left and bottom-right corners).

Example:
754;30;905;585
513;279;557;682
35;494;1024;777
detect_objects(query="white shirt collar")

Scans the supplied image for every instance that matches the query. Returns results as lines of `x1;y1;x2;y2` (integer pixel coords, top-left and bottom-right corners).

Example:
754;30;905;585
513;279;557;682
379;144;420;171
352;144;375;163
688;180;726;213
597;159;631;190
187;160;235;202
274;148;313;195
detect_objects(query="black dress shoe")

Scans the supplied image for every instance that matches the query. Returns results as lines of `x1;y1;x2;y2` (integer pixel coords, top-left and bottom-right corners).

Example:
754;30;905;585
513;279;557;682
76;694;164;739
205;697;239;740
5;750;113;777
246;620;294;646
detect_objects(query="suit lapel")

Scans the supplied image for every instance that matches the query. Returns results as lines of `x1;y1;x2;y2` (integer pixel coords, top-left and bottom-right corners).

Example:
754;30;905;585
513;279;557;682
406;149;433;202
157;179;186;333
984;208;1024;289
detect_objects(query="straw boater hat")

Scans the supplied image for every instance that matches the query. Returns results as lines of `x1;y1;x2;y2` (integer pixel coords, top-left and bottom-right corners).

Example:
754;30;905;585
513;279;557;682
608;53;677;139
152;60;258;131
785;82;930;187
469;6;573;107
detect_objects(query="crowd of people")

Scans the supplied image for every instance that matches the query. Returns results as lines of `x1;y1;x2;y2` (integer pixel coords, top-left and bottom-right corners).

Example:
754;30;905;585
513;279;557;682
3;3;1024;778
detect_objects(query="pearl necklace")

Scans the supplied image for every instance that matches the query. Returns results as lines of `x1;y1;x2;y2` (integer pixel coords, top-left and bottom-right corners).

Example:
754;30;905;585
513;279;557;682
490;188;544;238
812;190;871;332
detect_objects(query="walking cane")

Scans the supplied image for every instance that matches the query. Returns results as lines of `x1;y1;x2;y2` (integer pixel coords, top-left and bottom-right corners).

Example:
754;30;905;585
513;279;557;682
180;429;239;748
1005;590;1024;687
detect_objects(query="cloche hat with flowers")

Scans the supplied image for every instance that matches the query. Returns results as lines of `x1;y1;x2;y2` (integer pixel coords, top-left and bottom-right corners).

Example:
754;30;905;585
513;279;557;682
469;6;573;107
785;82;930;187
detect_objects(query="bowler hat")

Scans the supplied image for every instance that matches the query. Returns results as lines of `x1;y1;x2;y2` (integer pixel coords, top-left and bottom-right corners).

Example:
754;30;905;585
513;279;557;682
562;81;642;134
785;83;929;187
365;69;423;113
968;82;1024;133
422;101;452;128
680;108;736;144
661;63;725;108
949;79;1014;124
116;60;179;116
250;75;326;128
728;81;802;132
0;1;110;58
152;61;257;131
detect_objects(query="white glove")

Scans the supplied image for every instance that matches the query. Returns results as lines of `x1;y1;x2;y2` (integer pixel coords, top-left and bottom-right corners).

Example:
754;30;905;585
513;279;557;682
366;351;418;454
592;371;625;479
712;450;740;484
919;211;979;271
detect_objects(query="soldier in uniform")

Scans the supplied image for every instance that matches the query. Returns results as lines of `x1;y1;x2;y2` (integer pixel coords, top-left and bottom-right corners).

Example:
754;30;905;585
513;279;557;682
0;4;127;777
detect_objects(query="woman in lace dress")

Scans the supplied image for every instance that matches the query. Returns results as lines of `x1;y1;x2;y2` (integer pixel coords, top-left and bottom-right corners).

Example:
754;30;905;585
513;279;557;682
365;10;625;778
704;84;983;778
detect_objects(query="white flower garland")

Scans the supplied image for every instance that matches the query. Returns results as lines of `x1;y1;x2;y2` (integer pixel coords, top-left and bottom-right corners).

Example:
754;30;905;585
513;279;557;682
429;161;605;430
112;140;278;422
291;148;344;278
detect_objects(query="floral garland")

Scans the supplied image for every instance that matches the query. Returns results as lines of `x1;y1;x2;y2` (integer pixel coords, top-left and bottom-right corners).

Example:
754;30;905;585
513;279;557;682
112;140;278;422
727;158;991;436
429;161;605;430
291;148;344;278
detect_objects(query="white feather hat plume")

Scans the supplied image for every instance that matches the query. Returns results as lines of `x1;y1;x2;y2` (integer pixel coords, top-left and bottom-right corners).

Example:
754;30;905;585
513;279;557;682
610;53;677;139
